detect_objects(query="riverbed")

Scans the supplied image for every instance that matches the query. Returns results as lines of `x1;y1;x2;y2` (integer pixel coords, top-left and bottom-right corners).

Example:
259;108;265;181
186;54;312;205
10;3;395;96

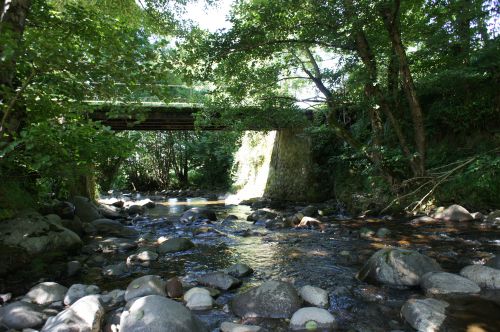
2;195;500;331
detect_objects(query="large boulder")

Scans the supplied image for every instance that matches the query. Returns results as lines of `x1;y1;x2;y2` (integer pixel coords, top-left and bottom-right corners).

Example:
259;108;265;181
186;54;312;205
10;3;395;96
158;237;194;254
41;295;105;332
401;298;448;332
120;295;208;332
90;219;138;238
435;204;473;222
24;282;68;305
72;196;101;223
180;207;217;223
0;214;82;255
420;272;480;295
197;271;241;290
460;265;500;289
230;281;302;318
0;301;46;330
289;307;336;331
124;275;166;302
357;248;442;287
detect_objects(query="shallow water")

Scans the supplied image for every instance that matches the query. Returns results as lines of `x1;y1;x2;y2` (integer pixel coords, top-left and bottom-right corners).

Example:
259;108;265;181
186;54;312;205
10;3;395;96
3;196;500;331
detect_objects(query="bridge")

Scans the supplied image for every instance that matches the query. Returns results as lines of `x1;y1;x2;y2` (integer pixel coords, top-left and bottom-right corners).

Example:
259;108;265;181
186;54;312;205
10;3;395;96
87;101;214;131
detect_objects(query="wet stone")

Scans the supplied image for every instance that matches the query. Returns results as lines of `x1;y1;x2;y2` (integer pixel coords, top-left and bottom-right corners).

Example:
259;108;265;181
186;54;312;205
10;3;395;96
401;298;448;332
64;284;101;306
24;282;68;305
184;288;213;311
298;285;329;308
289;307;336;331
120;295;208;332
166;276;184;298
0;301;46;330
357;248;442;287
420;272;480;296
41;295;105;332
158;237;195;254
124;275;166;302
230;280;302;319
220;322;265;332
460;265;500;289
223;263;254;278
197;271;242;290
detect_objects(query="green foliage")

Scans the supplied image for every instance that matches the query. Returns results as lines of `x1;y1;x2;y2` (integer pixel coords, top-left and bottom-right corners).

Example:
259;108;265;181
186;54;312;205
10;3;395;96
115;131;239;191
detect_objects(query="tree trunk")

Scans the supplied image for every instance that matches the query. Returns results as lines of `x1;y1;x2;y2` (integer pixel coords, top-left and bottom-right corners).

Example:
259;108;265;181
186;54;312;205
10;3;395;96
353;28;419;176
380;0;426;175
0;0;31;142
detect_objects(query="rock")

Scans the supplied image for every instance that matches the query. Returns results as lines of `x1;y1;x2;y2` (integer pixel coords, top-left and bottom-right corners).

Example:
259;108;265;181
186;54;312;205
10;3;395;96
184;288;213;311
53;200;76;219
98;237;137;253
297;216;322;229
68;260;82;276
0;214;82;255
410;216;437;224
98;204;122;219
359;227;375;238
102;262;129;276
486;255;500;269
120;295;208;332
437;204;473;222
230;280;302;318
90;219;138;238
180;207;217;223
224;263;253;278
0;293;12;304
24;282;68;305
470;212;485;221
165;276;184;298
127;250;158;266
112;200;124;208
289;307;336;331
401;298;448;332
486;210;500;223
298;285;329;308
197;271;241;290
41;295;104;332
247;209;278;222
0;301;45;330
72;196;101;223
127;204;145;215
64;284;101;306
357;248;442;287
376;227;391;238
420;272;480;295
124;275;166;302
100;289;125;310
220;322;264;332
460;265;500;289
300;205;318;217
158;238;194;254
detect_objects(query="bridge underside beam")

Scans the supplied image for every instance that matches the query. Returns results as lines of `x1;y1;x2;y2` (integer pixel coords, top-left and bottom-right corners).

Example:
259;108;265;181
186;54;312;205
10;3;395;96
89;109;223;131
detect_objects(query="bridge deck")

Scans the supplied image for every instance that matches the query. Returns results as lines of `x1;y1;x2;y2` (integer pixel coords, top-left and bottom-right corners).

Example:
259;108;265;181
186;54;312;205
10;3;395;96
87;101;221;130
